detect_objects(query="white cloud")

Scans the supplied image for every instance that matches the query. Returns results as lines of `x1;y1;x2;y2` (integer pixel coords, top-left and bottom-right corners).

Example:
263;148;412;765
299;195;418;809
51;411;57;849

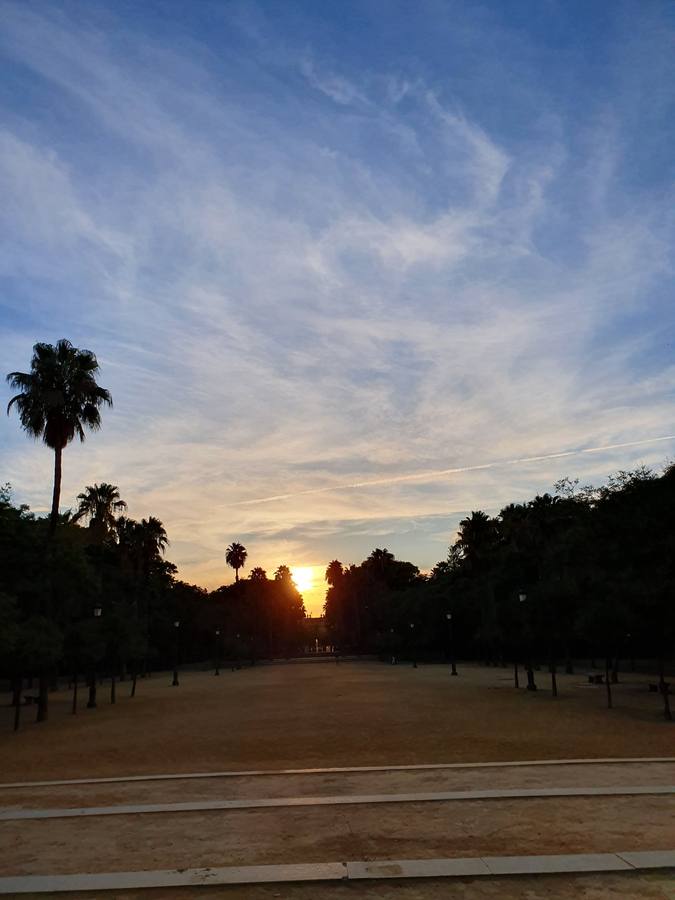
1;3;674;613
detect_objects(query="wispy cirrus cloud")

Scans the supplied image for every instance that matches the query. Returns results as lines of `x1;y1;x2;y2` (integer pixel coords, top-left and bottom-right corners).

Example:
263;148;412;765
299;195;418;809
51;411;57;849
1;1;673;612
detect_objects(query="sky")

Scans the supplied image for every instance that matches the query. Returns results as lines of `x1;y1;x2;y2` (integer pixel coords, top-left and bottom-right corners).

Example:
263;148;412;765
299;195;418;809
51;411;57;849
1;0;674;615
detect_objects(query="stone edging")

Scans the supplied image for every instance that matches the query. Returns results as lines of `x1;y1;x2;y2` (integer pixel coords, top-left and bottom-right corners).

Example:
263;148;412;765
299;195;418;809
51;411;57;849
0;851;674;893
1;757;674;790
2;784;674;821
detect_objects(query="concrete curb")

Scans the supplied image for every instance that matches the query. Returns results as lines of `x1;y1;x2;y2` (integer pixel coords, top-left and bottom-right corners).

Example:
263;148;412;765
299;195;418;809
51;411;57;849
0;851;674;893
2;757;674;790
2;784;674;821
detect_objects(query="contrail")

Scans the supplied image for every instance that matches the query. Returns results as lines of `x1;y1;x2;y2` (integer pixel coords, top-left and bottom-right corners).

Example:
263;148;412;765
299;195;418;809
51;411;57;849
236;434;675;505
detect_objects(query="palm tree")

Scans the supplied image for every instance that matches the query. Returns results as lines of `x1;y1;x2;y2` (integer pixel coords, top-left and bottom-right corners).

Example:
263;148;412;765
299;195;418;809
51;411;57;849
325;560;344;586
116;516;168;691
7;340;112;532
138;517;169;560
456;511;498;573
274;564;291;582
226;542;247;582
72;483;127;539
249;567;268;581
368;548;395;577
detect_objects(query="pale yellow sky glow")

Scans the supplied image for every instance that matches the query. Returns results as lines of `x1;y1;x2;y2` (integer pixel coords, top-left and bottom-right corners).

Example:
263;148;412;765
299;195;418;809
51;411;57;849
290;566;324;615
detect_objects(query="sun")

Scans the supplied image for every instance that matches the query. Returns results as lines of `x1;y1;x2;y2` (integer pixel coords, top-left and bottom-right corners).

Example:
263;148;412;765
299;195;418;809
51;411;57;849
290;566;314;594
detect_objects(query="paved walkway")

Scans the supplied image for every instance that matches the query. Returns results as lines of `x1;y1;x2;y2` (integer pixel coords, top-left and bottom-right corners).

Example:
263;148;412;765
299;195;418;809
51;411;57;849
2;756;674;894
2;783;674;821
0;850;674;894
2;755;673;789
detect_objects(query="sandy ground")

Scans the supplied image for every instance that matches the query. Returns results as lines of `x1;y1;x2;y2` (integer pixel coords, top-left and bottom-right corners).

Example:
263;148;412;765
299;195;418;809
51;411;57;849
1;662;674;782
1;663;674;898
2;761;675;809
1;795;675;876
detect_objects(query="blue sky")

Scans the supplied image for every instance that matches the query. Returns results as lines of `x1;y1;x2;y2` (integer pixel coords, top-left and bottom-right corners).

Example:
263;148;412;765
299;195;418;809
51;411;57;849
1;0;674;613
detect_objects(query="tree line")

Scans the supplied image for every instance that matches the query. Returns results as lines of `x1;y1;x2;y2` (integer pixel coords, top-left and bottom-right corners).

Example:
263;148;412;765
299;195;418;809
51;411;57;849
4;338;674;728
323;465;675;720
2;340;305;727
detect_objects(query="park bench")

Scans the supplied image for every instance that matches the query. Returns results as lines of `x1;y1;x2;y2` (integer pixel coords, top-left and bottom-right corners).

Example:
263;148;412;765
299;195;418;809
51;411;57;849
22;695;39;705
648;682;671;694
588;673;604;684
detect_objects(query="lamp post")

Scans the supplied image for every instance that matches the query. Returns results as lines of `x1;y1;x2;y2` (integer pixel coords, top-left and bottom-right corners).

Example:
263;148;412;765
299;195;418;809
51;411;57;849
519;591;537;691
446;612;458;676
87;605;103;709
172;620;180;687
409;622;417;668
214;628;221;676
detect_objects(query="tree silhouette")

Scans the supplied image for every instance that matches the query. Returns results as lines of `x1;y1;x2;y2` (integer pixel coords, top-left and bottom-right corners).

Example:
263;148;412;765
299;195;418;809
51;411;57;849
72;483;127;540
456;511;498;573
249;567;268;581
274;564;291;582
325;560;344;586
6;340;112;532
226;542;247;582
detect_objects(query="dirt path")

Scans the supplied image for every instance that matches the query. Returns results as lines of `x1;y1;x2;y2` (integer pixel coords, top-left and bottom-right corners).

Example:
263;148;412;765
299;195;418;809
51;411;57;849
1;663;673;782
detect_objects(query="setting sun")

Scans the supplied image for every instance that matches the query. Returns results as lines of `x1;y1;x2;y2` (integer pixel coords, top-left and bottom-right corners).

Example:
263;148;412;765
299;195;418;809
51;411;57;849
290;566;314;595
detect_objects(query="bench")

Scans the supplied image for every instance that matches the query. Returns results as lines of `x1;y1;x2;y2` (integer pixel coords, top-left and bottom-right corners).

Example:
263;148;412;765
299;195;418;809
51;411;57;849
649;682;671;694
588;673;604;684
22;695;39;705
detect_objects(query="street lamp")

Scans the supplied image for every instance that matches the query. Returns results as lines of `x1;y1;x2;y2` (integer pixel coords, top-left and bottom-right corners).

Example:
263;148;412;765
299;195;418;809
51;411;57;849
519;591;537;691
409;622;417;669
446;612;458;676
215;628;221;676
172;620;180;687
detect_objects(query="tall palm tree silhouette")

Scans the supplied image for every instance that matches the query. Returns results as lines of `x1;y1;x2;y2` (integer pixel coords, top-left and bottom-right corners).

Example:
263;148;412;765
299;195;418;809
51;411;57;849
7;340;112;532
226;542;248;582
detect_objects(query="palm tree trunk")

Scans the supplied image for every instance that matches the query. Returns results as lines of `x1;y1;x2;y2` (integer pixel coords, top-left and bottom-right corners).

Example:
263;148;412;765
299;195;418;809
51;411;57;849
235;567;239;582
50;445;63;533
550;655;558;697
611;656;619;683
36;672;49;722
605;656;613;709
13;678;22;732
87;672;97;709
659;658;672;722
